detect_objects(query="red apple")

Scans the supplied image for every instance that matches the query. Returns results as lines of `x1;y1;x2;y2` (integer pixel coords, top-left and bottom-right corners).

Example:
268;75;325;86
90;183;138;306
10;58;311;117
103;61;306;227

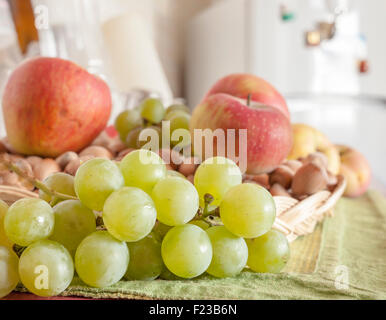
204;73;290;119
2;57;112;157
190;93;293;174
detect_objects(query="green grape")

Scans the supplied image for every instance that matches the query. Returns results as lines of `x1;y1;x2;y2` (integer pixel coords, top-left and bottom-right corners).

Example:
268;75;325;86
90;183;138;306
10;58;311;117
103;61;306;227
39;172;76;203
166;170;186;179
169;112;191;132
220;183;276;239
103;187;157;242
4;198;54;247
115;109;143;141
166;111;191;148
120;149;166;195
159;266;185;280
169;115;192;148
246;229;290;273
74;158;124;211
137;126;162;150
140;98;165;124
165;104;190;115
206;226;248;278
161;224;212;279
0;200;12;249
75;231;129;288
18;240;74;297
124;233;163;280
189;220;209;230
194;156;242;207
164;110;189;121
152;221;172;240
50;200;96;256
125;126;144;148
152;177;199;226
0;246;19;298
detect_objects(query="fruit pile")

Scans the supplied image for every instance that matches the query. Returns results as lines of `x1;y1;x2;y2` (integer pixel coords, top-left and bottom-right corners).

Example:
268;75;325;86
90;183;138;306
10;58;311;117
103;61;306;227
0;60;372;299
0;150;289;298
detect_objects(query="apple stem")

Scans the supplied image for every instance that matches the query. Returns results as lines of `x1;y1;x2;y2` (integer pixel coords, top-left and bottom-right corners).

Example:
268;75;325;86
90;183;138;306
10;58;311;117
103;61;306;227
0;153;78;201
247;93;252;107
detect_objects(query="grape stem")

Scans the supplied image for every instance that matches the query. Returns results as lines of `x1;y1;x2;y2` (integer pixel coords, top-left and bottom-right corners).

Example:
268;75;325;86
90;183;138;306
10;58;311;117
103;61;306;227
13;244;26;257
96;216;106;230
193;193;220;224
0;153;78;201
201;193;214;217
202;207;219;219
204;215;223;227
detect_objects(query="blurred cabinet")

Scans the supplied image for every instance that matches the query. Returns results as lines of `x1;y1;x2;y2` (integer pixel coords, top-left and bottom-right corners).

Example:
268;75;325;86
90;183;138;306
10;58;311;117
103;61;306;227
186;0;386;107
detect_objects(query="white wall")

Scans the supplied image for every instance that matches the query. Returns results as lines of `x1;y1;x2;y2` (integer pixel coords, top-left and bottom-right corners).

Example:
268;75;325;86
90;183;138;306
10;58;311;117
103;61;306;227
97;0;216;98
359;0;386;96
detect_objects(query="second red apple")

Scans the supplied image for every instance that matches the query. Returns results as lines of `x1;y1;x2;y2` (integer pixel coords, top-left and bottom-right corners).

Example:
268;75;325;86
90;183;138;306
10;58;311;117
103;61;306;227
191;88;292;174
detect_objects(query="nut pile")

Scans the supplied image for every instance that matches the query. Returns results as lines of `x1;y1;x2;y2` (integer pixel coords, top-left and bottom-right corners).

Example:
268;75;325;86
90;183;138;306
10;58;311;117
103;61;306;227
243;152;339;200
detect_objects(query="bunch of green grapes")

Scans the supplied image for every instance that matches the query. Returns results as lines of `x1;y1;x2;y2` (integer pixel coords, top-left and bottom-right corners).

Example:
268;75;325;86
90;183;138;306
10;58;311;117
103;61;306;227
114;98;192;151
0;138;292;298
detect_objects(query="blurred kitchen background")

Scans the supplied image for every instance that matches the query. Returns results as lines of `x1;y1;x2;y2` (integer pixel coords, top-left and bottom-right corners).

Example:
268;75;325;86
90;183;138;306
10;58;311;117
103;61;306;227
0;0;385;186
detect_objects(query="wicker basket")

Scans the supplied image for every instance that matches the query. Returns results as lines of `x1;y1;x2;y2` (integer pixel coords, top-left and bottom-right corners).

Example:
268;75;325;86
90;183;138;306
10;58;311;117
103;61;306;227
272;175;346;242
0;185;38;205
0;175;346;243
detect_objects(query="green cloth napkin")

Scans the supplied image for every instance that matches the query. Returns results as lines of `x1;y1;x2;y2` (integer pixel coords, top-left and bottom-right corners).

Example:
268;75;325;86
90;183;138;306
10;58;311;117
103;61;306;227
17;190;386;299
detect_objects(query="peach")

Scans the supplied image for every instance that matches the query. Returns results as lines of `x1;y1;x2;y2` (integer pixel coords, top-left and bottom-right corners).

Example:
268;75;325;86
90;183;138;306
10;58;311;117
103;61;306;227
288;124;340;175
338;145;371;197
